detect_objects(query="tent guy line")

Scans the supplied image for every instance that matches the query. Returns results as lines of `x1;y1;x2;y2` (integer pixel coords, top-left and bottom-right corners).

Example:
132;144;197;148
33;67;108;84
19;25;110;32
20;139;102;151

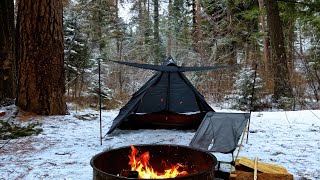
107;59;239;72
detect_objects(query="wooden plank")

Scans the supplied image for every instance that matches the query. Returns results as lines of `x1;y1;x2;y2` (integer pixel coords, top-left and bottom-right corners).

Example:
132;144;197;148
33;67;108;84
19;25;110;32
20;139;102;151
229;173;237;180
254;157;258;180
236;157;289;174
230;171;294;180
237;157;287;171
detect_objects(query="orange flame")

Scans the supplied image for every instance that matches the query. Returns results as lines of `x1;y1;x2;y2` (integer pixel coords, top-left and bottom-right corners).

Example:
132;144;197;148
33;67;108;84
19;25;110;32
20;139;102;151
128;145;188;179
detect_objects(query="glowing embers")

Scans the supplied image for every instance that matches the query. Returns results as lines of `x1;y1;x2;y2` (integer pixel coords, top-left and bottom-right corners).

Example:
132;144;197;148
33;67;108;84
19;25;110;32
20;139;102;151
128;145;188;179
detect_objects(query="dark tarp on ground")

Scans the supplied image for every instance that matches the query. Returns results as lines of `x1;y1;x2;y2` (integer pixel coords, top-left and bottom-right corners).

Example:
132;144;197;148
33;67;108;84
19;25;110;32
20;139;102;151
189;111;250;153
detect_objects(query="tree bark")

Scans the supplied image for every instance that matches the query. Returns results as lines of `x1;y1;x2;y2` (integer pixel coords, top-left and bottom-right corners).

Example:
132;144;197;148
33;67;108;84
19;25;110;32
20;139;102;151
195;0;204;62
115;0;123;96
0;0;16;99
265;0;293;101
144;0;152;45
258;0;270;73
166;0;172;57
191;0;205;61
153;0;161;64
191;0;196;45
286;2;296;73
16;0;66;115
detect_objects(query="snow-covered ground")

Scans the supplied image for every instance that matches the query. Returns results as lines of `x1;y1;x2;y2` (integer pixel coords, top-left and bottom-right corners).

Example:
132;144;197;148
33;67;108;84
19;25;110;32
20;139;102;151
0;105;320;180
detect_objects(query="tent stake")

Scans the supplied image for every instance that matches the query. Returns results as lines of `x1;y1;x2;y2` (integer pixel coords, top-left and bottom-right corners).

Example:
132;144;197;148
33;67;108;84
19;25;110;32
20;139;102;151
246;64;258;143
98;58;102;146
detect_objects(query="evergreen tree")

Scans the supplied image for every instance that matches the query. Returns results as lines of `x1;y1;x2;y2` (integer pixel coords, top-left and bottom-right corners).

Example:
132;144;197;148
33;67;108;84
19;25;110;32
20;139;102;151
265;0;293;108
231;66;264;111
64;6;92;97
153;0;163;64
58;0;320;108
16;0;66;115
303;24;320;102
0;0;15;100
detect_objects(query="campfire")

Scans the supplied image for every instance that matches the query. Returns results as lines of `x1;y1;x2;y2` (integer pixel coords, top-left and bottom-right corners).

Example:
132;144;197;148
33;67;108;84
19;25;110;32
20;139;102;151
91;144;217;180
127;145;188;179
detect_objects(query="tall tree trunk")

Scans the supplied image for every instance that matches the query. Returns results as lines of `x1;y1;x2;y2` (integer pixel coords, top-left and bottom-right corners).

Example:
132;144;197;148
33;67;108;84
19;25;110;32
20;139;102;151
226;0;233;25
153;0;161;64
226;0;236;66
227;42;236;66
115;0;120;55
143;0;151;46
0;0;16;99
191;0;197;52
258;0;270;73
16;0;66;115
115;0;123;96
286;3;296;73
195;0;204;61
166;0;172;57
265;0;293;102
138;0;143;40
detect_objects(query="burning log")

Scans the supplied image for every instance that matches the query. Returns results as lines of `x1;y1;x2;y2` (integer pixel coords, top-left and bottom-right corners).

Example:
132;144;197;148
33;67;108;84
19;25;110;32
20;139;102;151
120;170;139;178
128;145;188;179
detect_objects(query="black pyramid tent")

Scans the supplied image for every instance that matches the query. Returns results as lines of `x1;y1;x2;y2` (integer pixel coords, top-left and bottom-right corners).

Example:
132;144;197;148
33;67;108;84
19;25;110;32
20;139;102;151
107;58;237;134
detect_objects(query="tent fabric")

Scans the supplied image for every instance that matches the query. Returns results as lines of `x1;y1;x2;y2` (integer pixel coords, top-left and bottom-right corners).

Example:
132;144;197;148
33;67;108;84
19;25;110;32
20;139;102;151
107;59;217;134
107;73;162;134
189;111;250;153
107;71;213;134
135;72;202;113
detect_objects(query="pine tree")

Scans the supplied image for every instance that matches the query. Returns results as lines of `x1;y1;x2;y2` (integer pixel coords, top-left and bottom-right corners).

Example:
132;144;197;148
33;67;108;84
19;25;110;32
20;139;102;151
64;7;91;97
0;0;15;100
265;0;293;108
16;0;66;115
231;66;265;111
153;0;161;64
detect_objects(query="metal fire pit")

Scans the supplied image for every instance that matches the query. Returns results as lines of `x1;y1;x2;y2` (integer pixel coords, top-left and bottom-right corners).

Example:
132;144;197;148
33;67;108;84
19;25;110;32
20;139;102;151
91;144;217;180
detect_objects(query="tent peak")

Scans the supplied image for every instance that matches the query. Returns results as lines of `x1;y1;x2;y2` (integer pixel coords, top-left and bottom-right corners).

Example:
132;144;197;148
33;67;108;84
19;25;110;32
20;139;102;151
162;57;177;66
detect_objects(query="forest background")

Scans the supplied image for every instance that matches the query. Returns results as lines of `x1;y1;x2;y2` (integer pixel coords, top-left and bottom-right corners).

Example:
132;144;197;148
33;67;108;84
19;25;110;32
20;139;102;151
0;0;320;114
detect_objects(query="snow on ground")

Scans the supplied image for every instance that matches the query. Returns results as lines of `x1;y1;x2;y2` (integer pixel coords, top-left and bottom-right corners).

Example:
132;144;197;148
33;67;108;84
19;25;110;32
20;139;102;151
0;105;320;180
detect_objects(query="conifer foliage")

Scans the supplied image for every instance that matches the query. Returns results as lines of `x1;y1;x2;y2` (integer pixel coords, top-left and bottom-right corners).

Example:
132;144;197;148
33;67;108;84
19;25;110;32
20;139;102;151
231;67;265;111
1;0;320;113
60;0;320;109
